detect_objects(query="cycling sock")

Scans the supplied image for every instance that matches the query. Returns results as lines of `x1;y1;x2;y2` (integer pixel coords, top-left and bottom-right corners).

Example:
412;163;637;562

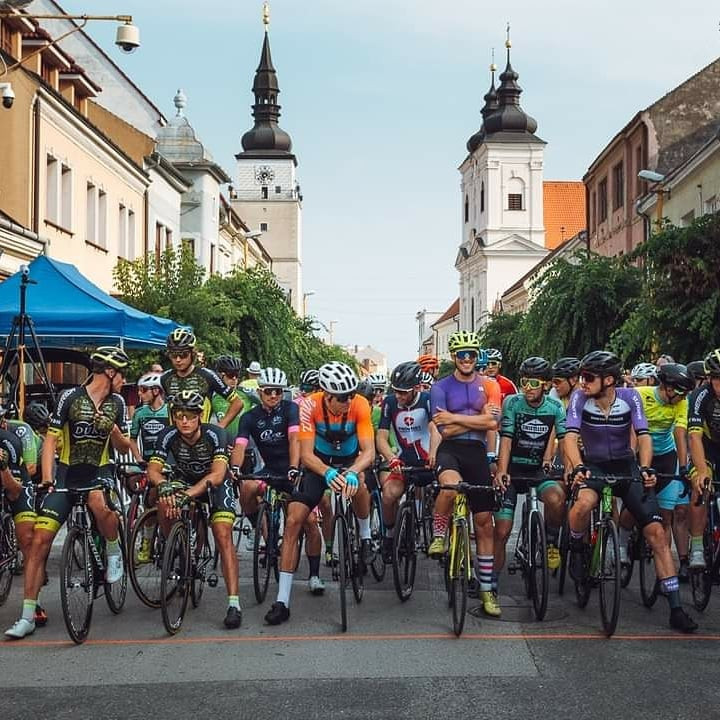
660;576;681;609
385;523;395;539
357;515;371;540
106;537;120;557
247;512;259;530
690;535;703;551
619;526;632;548
325;540;333;553
227;595;240;610
545;524;559;546
22;599;36;621
477;555;493;592
491;571;499;593
142;521;155;540
433;514;449;538
570;529;585;542
308;555;320;577
277;571;293;607
415;499;422;517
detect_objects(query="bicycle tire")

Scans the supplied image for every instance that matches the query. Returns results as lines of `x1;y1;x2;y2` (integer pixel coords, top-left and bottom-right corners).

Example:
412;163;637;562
392;502;416;601
529;511;549;621
347;507;364;603
638;534;659;608
557;512;569;596
599;519;621;637
0;513;17;605
369;491;386;582
333;513;348;632
60;526;94;644
574;546;592;609
619;529;636;589
161;522;191;635
191;508;211;608
450;519;469;636
125;493;143;552
104;520;128;614
690;522;714;611
519;513;532;600
421;486;434;555
128;507;163;608
253;502;273;603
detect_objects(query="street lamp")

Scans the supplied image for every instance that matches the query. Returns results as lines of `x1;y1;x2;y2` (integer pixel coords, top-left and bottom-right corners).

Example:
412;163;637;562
302;290;315;318
638;169;667;223
242;229;263;268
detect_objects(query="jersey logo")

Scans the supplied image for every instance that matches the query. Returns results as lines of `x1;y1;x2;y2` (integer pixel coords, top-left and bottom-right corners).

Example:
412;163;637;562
14;425;27;438
260;429;274;442
71;421;105;440
143;419;166;434
403;416;415;427
521;419;549;439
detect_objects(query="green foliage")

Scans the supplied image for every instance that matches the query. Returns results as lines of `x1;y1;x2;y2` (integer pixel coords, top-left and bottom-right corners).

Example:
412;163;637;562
478;311;527;378
437;359;455;380
113;247;356;381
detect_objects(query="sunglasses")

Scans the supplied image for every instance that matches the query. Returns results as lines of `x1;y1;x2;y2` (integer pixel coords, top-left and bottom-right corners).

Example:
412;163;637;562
580;371;599;383
172;410;200;421
221;371;239;379
455;350;478;361
330;392;355;403
168;350;191;359
486;360;500;367
551;377;567;385
373;388;385;394
520;377;544;389
668;385;688;396
261;388;284;397
138;386;154;392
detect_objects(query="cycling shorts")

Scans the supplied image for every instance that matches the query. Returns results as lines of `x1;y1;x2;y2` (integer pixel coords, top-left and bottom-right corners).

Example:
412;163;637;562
494;464;563;521
257;466;295;496
652;451;688;510
8;475;36;525
189;475;236;526
380;460;435;489
292;452;358;510
435;439;493;514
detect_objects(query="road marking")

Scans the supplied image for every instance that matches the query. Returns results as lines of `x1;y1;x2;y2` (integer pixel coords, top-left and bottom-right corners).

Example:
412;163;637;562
2;631;719;649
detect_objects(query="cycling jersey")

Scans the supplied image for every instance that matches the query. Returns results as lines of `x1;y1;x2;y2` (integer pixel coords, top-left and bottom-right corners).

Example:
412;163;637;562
0;428;33;524
379;391;432;463
430;373;500;443
636;386;687;456
4;419;38;469
549;386;573;410
565;387;648;464
236;400;299;473
298;392;373;458
160;367;237;423
687;383;720;450
494;374;518;402
500;394;566;467
130;403;170;461
211;388;256;440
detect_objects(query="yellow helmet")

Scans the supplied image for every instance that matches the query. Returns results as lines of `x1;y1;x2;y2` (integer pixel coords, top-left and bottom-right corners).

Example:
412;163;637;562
448;331;480;353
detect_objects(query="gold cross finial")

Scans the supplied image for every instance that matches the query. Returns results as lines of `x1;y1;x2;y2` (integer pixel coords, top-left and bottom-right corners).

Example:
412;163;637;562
505;22;511;49
263;1;270;30
490;48;497;73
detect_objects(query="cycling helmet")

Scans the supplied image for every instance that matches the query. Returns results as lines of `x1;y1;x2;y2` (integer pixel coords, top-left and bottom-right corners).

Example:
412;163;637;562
166;327;196;350
656;363;694;393
687;360;707;382
215;355;243;374
419;371;435;387
417;354;439;373
630;362;658;380
170;389;204;413
390;361;422;391
475;348;489;371
356;379;374;403
299;369;320;391
258;367;288;388
138;372;163;390
551;357;581;379
24;402;50;429
519;356;550;380
580;350;622;378
90;346;130;371
318;362;358;394
486;348;503;362
368;373;387;390
448;331;480;353
704;348;720;377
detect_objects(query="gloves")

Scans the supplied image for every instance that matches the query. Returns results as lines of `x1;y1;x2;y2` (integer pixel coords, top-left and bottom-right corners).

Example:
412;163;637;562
175;491;191;508
324;468;339;487
388;457;403;472
158;480;186;498
345;471;359;489
287;466;300;485
570;464;589;484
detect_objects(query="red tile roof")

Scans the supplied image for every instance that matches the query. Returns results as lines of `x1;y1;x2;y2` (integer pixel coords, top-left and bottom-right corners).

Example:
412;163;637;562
432;298;460;327
543;181;586;249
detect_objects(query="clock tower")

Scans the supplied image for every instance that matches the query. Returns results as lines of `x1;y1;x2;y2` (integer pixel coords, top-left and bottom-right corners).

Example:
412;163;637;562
232;2;303;313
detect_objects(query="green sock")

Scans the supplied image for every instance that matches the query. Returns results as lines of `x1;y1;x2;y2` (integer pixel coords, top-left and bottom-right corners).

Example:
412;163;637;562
325;541;333;553
228;595;240;609
106;537;120;556
691;535;703;551
22;599;37;621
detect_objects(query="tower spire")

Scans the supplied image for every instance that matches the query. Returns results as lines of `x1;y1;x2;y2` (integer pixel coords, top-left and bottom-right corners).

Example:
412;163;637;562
263;1;270;32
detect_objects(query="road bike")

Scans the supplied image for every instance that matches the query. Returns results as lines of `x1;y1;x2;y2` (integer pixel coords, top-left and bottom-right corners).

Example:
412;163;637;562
366;464;386;582
0;487;18;605
690;474;720;611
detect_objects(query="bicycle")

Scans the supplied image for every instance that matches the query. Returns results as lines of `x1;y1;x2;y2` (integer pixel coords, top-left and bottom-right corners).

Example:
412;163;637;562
0;487;18;605
689;474;720;611
56;486;128;644
366;464;386;582
116;461;149;549
439;482;500;637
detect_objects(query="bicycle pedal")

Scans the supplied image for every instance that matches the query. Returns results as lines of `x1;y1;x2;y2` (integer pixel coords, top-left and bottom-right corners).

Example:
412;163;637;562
207;573;219;588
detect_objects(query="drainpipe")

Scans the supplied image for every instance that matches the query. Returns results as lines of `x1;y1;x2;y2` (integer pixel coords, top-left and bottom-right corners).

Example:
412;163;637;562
32;95;41;237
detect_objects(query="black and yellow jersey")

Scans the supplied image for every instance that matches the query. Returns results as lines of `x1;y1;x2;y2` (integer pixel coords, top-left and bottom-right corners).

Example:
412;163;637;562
149;423;229;482
161;367;237;423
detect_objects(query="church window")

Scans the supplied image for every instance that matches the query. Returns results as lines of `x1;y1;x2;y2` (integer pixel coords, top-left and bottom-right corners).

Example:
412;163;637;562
464;195;469;223
480;182;485;213
260;222;268;232
508;194;522;211
275;185;281;194
261;186;269;199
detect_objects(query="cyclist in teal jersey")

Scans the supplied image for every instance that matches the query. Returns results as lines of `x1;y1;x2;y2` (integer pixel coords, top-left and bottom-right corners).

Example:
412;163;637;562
130;373;169;462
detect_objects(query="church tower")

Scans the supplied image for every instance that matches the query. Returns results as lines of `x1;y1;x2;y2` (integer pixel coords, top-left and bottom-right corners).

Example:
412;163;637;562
232;2;303;313
456;31;547;330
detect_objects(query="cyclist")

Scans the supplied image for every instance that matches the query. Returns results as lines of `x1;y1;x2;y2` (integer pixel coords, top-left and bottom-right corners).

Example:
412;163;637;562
232;367;325;596
0;405;40;478
240;361;262;392
687;360;707;390
484;348;518;402
5;347;130;640
494;357;567;598
129;372;169;463
549;357;581;410
565;350;697;633
377;361;441;562
630;362;658;387
418;354;440;380
419;371;435;392
264;361;375;625
296;369;320;403
687;348;720;570
429;331;501;617
160;329;244;429
368;373;387;407
212;356;258;441
148;389;241;629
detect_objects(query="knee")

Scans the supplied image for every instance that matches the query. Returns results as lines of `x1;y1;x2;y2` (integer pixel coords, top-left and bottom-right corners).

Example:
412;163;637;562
644;523;665;547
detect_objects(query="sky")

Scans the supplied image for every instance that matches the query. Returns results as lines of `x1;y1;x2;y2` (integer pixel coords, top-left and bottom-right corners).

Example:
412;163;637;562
57;0;720;367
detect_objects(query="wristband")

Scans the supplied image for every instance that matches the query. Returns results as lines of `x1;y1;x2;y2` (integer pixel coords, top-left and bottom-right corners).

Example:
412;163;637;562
324;468;339;487
345;471;359;488
486;453;497;464
641;466;656;476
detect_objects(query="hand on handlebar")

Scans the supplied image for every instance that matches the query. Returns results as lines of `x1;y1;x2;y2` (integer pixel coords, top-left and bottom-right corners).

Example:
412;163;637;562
570;464;589;488
494;473;510;492
640;466;657;489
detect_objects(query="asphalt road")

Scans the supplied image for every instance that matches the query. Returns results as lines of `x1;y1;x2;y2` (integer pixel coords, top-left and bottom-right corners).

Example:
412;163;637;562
1;538;719;720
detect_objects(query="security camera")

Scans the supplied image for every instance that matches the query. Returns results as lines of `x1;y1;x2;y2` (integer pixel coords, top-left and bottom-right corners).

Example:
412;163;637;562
638;169;665;183
20;264;29;277
0;83;15;110
115;22;140;53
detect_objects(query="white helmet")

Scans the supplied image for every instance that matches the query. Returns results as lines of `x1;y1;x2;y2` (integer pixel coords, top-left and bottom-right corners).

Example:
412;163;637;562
631;362;658;380
318;361;358;394
486;348;503;362
368;373;387;390
138;372;163;390
258;367;288;388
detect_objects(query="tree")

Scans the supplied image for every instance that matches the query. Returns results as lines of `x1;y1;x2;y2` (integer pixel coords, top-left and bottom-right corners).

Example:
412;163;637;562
478;311;528;378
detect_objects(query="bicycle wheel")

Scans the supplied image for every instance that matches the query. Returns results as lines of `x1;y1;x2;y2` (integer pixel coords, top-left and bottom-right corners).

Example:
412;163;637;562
518;514;532;600
619;529;636;588
599;520;621;637
253;502;272;603
574;543;592;609
60;526;94;644
690;524;714;612
392;502;416;601
104;521;128;614
529;511;548;621
638;534;659;608
450;520;469;636
557;512;569;596
191;509;211;608
421;486;434;555
128;507;163;608
369;491;386;582
348;509;364;603
333;513;348;632
161;522;191;635
125;492;144;552
0;514;17;605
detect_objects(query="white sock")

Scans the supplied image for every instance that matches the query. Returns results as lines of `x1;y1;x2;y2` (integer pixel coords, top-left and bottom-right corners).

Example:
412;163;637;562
357;515;371;540
277;571;293;607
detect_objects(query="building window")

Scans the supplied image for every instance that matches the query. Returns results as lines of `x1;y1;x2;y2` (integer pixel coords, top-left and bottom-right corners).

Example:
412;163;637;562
480;182;485;213
60;164;72;229
464;195;469;223
598;177;608;222
275;185;281;194
705;195;718;214
182;237;195;257
119;205;127;258
470;297;475;331
260;222;268;232
590;191;596;233
210;245;216;274
46;156;59;223
1;22;14;57
612;162;624;211
127;210;135;260
41;62;52;84
635;145;643;197
86;183;96;242
155;222;164;265
261;186;269;199
97;190;107;248
508;193;522;211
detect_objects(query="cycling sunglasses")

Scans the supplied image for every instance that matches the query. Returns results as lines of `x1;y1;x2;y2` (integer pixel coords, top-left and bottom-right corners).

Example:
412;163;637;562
260;388;283;397
455;350;478;361
668;385;688;396
330;391;355;403
486;360;500;367
520;377;544;389
168;350;191;359
221;371;239;379
580;371;599;383
172;410;201;421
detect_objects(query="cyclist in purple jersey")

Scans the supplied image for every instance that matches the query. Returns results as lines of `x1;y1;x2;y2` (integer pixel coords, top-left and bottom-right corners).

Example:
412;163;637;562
565;351;697;633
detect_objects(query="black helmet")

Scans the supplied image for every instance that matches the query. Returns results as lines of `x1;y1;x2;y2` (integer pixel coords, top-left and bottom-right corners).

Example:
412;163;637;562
299;369;320;391
390;361;422;391
687;360;707;382
551;357;581;379
657;363;694;393
90;346;130;371
170;389;204;414
166;327;196;351
215;355;242;374
580;350;622;378
24;402;50;429
356;379;374;404
704;348;720;377
519;356;550;380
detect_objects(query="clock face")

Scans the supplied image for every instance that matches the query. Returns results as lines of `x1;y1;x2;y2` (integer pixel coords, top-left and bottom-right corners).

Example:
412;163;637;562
254;165;275;185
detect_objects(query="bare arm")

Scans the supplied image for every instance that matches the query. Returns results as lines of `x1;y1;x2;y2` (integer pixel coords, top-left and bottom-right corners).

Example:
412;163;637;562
41;432;58;485
637;433;653;469
230;440;246;469
376;428;395;463
674;426;688;469
288;431;300;469
217;396;244;428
